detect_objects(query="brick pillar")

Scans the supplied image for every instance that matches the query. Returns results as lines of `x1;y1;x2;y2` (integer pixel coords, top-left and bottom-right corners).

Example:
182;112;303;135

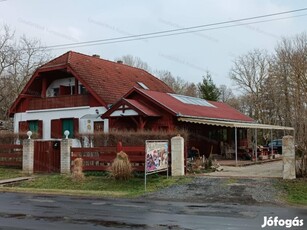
61;139;73;174
171;135;185;176
22;139;34;174
282;136;296;179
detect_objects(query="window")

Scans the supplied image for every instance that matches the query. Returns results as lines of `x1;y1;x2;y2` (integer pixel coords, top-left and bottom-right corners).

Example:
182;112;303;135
19;120;43;138
94;121;104;133
137;82;149;90
62;119;74;138
79;85;88;95
53;88;59;97
29;120;38;134
51;118;79;138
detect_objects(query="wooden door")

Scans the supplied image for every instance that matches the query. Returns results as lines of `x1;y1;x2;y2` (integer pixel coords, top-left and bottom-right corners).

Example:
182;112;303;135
34;141;61;173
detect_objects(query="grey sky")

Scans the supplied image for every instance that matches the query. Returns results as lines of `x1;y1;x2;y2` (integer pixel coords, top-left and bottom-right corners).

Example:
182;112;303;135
0;0;306;88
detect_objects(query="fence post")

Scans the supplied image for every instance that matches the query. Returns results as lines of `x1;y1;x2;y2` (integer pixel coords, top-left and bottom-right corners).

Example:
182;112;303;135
282;135;296;179
171;135;185;176
61;139;73;174
22;139;34;174
117;140;123;152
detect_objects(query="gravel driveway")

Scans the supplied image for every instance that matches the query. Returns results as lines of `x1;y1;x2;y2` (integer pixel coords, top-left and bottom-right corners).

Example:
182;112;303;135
207;160;283;178
143;162;284;205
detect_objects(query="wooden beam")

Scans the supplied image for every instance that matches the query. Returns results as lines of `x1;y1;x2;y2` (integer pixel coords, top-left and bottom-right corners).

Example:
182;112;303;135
74;78;79;95
41;77;47;98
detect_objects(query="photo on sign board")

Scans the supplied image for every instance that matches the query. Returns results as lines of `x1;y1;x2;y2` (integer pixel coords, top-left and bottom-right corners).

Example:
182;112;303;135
146;141;168;172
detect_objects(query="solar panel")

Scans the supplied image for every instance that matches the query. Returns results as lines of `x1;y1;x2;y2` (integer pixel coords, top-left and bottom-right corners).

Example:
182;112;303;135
169;93;216;107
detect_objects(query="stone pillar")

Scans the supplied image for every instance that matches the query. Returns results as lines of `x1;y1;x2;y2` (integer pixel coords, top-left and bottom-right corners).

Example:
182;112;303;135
282;135;296;179
171;135;185;176
22;139;34;174
61;139;73;174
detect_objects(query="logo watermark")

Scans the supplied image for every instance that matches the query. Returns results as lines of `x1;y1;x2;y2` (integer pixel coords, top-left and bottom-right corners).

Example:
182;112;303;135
261;216;304;228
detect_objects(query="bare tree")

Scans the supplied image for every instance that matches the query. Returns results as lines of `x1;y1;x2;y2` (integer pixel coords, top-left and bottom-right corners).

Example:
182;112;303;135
219;85;235;103
230;33;307;177
115;54;151;72
270;33;307;176
156;70;198;97
0;25;50;120
230;49;270;122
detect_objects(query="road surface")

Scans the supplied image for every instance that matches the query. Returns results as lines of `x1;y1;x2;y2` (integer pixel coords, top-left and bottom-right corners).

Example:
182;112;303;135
0;192;306;229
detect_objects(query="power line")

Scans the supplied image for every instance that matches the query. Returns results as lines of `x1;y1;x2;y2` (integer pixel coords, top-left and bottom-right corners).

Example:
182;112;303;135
45;13;307;51
25;7;307;51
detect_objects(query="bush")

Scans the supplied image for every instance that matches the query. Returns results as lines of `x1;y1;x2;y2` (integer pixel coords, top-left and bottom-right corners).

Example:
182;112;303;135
111;151;133;180
76;129;189;147
0;131;25;144
72;158;85;181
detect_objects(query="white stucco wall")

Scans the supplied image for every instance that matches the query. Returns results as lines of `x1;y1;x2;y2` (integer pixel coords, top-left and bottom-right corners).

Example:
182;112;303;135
110;109;138;117
14;106;108;140
46;77;75;97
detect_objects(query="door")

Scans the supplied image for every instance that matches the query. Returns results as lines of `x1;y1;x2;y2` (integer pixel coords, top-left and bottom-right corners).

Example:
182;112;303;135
34;141;61;173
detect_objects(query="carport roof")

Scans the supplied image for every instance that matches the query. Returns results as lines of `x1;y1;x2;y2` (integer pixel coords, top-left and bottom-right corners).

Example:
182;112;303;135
178;117;294;131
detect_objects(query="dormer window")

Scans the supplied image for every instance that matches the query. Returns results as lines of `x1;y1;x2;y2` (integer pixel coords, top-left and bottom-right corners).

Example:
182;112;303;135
79;85;88;95
137;82;149;90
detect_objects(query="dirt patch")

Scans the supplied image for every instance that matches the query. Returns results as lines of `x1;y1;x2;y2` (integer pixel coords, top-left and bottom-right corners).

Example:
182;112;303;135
142;177;283;205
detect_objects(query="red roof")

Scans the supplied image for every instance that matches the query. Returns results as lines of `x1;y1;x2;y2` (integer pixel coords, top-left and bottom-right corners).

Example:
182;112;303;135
41;51;173;105
124;99;160;117
128;88;254;122
22;50;172;103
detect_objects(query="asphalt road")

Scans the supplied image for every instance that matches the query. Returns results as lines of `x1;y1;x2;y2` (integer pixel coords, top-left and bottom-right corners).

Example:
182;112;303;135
0;192;306;230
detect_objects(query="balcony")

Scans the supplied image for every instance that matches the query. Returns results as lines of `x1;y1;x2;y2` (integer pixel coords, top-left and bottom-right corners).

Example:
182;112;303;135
28;94;89;110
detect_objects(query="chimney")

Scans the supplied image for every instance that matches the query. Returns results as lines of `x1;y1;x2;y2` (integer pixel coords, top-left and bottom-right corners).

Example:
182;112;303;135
92;54;100;58
117;60;123;64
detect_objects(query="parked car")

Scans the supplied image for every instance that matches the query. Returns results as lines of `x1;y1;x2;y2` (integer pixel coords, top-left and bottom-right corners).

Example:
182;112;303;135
267;139;282;154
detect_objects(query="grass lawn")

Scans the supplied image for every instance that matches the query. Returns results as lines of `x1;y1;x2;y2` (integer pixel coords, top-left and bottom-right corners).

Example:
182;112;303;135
0;167;23;180
2;172;191;198
277;178;307;206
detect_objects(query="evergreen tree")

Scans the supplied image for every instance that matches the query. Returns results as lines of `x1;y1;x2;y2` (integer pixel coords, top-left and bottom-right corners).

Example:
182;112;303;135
198;72;221;101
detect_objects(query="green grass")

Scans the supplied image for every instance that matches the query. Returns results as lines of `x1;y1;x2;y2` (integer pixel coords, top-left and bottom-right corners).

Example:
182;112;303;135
6;173;191;198
0;167;23;180
277;178;307;206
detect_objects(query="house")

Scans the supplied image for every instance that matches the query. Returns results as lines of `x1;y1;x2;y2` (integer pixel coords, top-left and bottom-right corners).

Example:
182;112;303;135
9;51;173;143
101;87;255;156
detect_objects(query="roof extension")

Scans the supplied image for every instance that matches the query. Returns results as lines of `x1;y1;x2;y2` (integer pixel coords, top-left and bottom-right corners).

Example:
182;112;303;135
135;88;254;122
102;87;254;123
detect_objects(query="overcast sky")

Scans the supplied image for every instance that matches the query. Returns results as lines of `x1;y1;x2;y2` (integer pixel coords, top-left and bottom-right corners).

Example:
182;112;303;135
0;0;306;89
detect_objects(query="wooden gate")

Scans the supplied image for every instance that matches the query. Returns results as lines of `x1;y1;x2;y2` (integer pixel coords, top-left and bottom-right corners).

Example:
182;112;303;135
34;141;61;173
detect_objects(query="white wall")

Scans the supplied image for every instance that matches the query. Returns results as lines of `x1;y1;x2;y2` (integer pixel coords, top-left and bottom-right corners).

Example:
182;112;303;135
14;106;108;140
46;77;75;97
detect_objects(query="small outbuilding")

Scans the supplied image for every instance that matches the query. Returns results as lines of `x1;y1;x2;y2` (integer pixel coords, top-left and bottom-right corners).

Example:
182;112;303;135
102;87;291;161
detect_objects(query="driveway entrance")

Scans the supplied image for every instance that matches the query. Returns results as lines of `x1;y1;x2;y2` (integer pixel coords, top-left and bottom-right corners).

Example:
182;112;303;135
207;161;283;178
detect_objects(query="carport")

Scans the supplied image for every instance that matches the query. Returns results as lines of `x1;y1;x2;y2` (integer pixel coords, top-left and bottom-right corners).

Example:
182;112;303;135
178;117;294;166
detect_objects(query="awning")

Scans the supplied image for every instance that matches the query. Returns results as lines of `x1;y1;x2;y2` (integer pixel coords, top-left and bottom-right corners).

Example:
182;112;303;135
178;117;294;131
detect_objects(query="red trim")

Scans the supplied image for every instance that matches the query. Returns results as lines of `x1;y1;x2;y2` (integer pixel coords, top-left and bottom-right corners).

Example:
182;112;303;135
74;78;79;95
101;98;148;119
41;77;47;98
9;63;107;116
122;87;177;116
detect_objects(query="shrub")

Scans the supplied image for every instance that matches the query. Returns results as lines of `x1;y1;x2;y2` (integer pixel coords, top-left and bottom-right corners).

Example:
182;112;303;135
111;151;133;180
0;131;26;145
72;158;85;181
76;129;189;147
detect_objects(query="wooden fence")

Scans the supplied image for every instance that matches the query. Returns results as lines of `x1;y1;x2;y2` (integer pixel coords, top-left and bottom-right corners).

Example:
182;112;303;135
71;145;146;171
0;144;23;168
